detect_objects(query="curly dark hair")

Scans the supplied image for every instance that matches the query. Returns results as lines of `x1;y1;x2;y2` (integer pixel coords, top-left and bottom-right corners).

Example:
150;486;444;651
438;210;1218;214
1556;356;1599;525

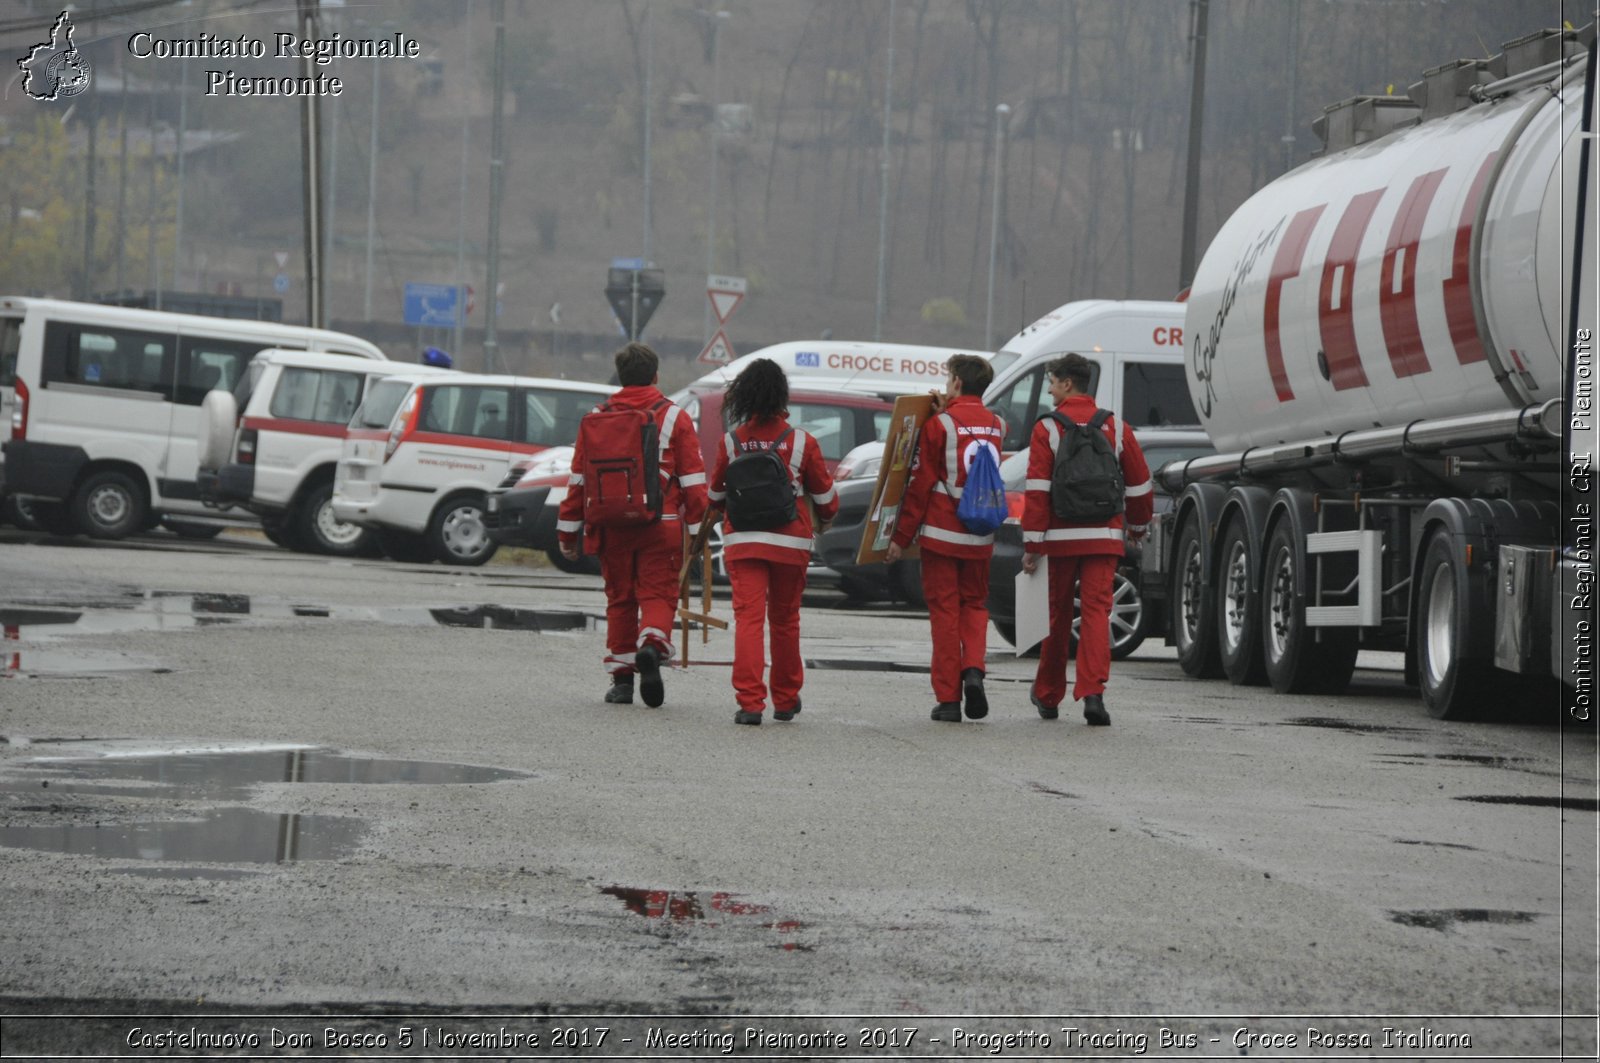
722;358;789;425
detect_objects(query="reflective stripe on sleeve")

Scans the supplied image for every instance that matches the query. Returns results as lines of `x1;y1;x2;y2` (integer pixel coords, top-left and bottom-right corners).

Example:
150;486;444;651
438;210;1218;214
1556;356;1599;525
810;485;837;505
1125;479;1152;498
556;519;584;533
1023;530;1045;544
678;471;707;487
1025;478;1052;492
708;488;726;503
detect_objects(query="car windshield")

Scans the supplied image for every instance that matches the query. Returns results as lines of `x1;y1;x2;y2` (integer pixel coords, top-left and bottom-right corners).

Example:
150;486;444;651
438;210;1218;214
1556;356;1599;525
353;378;412;429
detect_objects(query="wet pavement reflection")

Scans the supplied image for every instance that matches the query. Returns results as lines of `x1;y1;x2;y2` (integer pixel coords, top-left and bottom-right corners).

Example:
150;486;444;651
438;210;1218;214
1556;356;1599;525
0;807;364;864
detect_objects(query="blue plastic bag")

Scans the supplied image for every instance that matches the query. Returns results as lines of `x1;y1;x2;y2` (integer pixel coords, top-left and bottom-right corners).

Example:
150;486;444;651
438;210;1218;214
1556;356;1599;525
956;444;1008;535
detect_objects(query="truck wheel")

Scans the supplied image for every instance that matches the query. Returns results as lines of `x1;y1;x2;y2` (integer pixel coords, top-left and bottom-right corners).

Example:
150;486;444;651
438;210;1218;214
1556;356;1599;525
1171;513;1222;677
428;495;498;566
1216;520;1267;685
1417;532;1487;720
1262;522;1357;695
28;500;80;537
376;528;436;564
71;470;146;540
3;494;41;531
261;518;294;549
291;480;374;557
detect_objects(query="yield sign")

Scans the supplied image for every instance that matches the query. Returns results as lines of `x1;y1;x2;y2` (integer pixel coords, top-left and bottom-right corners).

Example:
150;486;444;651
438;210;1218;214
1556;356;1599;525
697;329;736;365
706;273;747;325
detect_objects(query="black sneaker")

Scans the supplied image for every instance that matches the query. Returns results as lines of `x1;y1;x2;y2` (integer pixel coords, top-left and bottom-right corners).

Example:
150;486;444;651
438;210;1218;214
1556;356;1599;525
1031;690;1059;720
1083;693;1110;726
603;680;634;705
636;645;664;708
734;710;763;726
774;699;801;722
961;668;988;720
930;701;961;722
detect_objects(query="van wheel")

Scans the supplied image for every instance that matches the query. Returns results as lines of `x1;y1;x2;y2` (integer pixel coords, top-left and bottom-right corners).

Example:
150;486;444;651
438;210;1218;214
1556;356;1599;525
428;495;498;566
28;500;80;537
292;480;374;557
376;528;436;564
72;470;146;540
3;494;42;531
261;518;294;549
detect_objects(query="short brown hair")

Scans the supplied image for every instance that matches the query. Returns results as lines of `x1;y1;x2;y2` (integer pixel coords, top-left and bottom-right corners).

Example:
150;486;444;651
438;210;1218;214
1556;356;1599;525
614;342;659;387
1049;352;1094;392
946;353;994;397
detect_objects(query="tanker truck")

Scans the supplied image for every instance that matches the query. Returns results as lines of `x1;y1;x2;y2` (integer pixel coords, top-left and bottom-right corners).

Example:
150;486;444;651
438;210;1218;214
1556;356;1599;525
1153;24;1597;720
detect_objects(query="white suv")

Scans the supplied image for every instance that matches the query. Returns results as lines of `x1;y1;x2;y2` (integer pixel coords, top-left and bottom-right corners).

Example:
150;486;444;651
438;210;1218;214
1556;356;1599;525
332;373;616;565
197;349;456;555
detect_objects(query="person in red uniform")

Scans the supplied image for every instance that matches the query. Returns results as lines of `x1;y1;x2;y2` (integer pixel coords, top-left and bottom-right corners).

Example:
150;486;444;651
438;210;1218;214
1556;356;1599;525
1021;352;1152;726
708;358;839;726
558;342;709;709
885;354;1007;722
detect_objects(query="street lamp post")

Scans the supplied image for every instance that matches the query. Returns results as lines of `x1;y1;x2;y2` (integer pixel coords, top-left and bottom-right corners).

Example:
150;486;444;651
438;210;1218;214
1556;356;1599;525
873;0;896;341
362;40;381;322
702;9;729;345
984;102;1010;351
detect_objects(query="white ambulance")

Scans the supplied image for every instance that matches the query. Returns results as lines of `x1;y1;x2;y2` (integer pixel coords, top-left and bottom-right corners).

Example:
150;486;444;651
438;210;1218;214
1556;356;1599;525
982;299;1199;451
0;297;383;538
332;372;617;565
197;349;457;556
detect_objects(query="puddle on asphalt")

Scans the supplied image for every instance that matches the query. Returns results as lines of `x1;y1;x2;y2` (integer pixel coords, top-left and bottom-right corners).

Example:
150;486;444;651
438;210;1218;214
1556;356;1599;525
804;658;925;674
1;594;595;635
1281;717;1429;735
2;748;531;798
2;648;169;679
600;886;807;946
0;807;365;863
1387;909;1540;932
1453;794;1600;812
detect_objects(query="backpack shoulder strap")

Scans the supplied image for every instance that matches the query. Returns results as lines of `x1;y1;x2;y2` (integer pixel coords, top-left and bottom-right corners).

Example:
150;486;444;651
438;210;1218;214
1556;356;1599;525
1087;408;1122;456
775;427;802;482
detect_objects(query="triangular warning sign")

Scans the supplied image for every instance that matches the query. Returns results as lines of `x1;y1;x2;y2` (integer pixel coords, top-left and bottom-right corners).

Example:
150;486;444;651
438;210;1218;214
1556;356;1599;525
697;330;736;365
708;288;743;324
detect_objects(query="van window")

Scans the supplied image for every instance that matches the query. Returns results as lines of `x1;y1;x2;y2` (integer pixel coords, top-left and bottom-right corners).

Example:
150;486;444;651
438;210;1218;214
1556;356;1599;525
270;367;364;424
989;366;1046;452
1122;362;1198;428
521;388;597;448
0;318;20;386
789;401;853;461
44;322;174;397
175;338;261;405
421;384;512;440
356;378;412;429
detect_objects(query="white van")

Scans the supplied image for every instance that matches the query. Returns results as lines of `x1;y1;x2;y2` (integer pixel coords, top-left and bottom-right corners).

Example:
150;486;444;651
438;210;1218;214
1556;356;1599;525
689;340;970;400
0;297;384;538
196;349;456;556
983;300;1198;452
332;372;617;565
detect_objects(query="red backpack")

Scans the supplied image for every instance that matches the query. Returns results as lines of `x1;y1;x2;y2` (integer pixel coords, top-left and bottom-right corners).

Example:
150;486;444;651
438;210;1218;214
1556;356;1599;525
577;398;677;527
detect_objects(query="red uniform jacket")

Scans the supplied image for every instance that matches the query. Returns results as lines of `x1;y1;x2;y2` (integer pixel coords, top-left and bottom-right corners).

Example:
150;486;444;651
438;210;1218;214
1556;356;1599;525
891;395;1008;560
708;416;839;567
1021;395;1153;557
556;385;709;550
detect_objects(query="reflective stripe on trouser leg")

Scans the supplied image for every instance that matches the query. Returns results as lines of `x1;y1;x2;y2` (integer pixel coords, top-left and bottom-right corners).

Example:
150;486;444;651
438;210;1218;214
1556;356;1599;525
923;552;993;702
729;558;772;712
1035;555;1082;707
1070;554;1116;701
765;560;807;712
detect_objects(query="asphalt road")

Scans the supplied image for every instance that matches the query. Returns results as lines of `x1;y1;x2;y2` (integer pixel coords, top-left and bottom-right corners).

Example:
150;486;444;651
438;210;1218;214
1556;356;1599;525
0;527;1594;1060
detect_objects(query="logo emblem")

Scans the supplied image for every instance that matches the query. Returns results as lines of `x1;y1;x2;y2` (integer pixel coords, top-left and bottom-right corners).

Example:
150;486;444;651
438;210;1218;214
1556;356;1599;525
795;351;820;368
18;11;92;101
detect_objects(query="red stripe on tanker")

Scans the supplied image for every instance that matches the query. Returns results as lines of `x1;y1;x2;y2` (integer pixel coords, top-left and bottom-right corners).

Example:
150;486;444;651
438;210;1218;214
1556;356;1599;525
1187;75;1567;453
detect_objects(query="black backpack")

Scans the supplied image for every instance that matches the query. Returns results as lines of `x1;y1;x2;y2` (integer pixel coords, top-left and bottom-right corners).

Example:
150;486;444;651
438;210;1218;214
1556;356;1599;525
723;428;799;531
1046;409;1125;521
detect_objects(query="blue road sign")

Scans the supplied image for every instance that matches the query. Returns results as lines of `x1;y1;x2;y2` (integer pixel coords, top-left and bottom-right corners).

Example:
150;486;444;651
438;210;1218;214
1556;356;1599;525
403;283;462;326
610;256;647;271
273;273;290;294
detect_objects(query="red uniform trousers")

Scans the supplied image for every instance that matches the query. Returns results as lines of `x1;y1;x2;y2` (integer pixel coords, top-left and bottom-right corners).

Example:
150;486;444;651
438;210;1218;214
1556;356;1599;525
728;557;807;714
920;550;992;703
598;525;682;677
1034;553;1117;706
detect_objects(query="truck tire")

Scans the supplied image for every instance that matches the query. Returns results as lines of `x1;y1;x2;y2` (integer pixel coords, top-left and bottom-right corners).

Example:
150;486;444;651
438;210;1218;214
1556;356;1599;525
71;470;146;540
291;480;374;557
3;494;41;531
1416;532;1488;720
427;494;497;566
1215;519;1267;685
196;389;237;470
1262;521;1358;695
260;517;294;549
1171;513;1223;678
